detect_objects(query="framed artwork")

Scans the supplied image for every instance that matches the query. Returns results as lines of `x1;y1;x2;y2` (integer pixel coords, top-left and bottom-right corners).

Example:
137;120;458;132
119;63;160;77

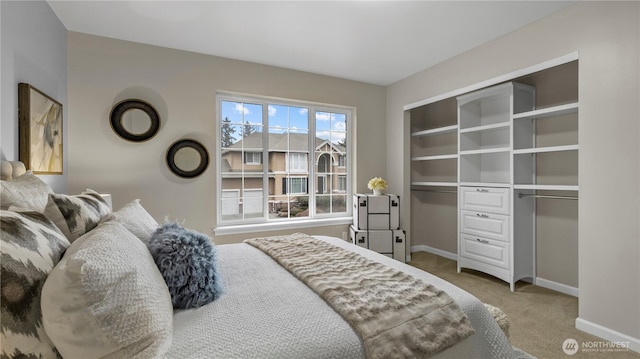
18;83;63;174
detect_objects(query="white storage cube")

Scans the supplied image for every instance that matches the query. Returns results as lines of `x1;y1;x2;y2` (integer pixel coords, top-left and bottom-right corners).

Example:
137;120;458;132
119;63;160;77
353;194;400;230
349;225;406;262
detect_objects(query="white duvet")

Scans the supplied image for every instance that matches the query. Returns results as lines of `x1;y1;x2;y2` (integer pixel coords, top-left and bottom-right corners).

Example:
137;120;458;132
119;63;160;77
169;236;517;359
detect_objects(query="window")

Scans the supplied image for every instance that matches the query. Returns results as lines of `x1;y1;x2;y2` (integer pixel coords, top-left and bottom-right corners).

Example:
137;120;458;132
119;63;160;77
339;155;346;168
338;175;347;192
244;152;262;165
217;93;352;228
288;153;308;172
283;177;308;194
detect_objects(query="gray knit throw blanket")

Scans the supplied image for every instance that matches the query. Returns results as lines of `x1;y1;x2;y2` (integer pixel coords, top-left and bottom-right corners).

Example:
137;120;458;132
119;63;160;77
244;233;475;359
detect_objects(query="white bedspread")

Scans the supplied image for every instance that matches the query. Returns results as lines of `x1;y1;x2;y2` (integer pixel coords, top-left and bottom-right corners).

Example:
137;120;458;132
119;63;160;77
169;236;517;359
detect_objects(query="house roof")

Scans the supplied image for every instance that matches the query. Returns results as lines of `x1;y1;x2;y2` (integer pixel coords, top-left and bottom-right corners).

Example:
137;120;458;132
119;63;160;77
227;132;345;153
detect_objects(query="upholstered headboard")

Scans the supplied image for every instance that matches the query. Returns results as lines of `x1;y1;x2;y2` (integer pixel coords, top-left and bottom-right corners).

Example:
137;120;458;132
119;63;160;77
0;161;27;181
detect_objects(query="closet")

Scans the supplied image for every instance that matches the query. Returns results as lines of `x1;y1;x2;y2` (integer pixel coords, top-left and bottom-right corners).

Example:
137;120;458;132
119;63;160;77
408;58;579;294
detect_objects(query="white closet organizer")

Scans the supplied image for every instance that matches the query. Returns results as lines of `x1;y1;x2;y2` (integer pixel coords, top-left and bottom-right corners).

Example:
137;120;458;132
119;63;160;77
457;82;536;291
408;58;579;294
455;80;579;291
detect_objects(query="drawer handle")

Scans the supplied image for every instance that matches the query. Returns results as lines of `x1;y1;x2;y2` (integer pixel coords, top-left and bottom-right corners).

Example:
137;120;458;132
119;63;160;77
476;238;490;244
476;188;489;192
476;213;489;218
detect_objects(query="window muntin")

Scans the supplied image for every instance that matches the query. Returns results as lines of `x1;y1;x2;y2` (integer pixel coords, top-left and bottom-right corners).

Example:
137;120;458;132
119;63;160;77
218;95;351;226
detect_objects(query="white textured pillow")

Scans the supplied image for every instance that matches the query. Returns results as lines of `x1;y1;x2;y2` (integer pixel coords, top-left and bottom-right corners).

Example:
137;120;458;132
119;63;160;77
103;199;158;245
0;171;53;212
41;221;173;359
43;189;111;241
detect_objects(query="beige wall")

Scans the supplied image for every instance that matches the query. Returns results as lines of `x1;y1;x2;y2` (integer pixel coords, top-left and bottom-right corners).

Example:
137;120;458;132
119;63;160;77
67;32;385;244
1;1;67;193
387;1;639;344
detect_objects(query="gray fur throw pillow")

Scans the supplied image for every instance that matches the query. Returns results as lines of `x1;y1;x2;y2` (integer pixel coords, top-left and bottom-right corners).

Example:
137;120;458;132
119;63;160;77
149;223;223;309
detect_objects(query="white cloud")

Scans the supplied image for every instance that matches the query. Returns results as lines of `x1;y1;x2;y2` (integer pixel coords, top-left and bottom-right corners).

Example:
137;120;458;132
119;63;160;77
334;121;346;131
299;108;308;115
268;105;277;117
234;103;250;115
316;112;330;121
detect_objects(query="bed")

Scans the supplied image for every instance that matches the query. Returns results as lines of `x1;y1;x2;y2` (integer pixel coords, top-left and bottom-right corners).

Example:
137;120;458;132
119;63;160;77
0;160;524;359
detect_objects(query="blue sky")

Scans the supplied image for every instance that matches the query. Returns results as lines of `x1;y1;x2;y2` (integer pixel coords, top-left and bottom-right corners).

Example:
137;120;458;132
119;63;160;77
221;101;346;144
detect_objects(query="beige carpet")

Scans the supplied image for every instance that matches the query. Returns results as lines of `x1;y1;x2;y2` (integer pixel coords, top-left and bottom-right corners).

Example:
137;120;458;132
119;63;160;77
409;251;639;358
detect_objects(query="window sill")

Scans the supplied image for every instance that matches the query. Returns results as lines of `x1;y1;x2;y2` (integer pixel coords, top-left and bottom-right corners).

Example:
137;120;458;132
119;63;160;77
214;216;353;236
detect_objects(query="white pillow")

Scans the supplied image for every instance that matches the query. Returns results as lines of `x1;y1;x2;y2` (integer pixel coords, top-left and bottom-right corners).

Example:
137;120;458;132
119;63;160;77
103;199;158;246
0;171;53;212
41;221;173;359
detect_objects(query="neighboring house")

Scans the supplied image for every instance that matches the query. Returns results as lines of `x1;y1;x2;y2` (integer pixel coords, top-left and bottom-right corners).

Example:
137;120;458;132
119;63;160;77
220;132;347;217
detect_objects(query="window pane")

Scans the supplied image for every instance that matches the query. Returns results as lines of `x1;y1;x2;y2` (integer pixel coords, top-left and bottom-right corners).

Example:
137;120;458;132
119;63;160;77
221;101;244;124
242;183;263;218
316;111;331;132
332;195;347;214
331;113;347;133
269;105;309;130
291;195;309;218
221;124;243;149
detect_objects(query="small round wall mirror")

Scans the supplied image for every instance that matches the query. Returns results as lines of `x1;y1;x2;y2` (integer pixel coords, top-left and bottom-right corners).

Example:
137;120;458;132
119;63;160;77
110;99;160;142
166;139;209;178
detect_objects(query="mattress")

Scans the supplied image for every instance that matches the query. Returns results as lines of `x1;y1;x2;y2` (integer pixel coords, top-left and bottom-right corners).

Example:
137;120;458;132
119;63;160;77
169;235;517;358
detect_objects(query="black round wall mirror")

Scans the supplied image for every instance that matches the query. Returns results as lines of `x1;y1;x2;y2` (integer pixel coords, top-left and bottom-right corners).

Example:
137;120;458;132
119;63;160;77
166;139;209;178
110;99;160;142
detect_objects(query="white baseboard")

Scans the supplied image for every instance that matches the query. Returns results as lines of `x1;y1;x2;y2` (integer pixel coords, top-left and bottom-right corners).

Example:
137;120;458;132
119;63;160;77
411;245;457;261
535;277;579;297
576;318;640;353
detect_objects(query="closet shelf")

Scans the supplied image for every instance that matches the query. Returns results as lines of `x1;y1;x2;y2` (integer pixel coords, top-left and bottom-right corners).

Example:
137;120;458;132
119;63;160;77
513;102;579;120
512;144;578;155
460;147;510;155
514;184;579;191
411;125;458;137
411;154;458;161
459;182;510;188
411;181;458;187
459;122;509;134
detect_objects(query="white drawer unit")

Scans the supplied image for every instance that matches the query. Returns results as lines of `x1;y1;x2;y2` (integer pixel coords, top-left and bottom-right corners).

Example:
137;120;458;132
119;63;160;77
353;194;400;230
455;82;538;292
460;186;509;215
460;210;509;242
349;225;406;262
459;234;510;269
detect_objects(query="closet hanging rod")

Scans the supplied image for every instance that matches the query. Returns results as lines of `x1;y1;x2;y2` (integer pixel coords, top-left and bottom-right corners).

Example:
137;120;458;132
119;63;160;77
517;193;578;200
412;189;458;194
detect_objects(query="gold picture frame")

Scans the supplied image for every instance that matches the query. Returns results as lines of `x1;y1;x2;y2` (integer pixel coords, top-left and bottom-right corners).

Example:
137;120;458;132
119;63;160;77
18;83;63;174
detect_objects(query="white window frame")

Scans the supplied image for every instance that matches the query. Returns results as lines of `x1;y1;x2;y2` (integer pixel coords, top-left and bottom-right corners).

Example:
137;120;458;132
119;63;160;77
215;92;354;235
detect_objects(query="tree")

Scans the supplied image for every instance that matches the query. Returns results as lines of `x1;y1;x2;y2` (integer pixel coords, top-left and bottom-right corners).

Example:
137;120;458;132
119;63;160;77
243;122;257;138
221;117;236;147
337;136;347;148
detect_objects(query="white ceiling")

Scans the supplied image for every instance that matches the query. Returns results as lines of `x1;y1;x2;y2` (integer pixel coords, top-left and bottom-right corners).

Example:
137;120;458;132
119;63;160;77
47;1;575;86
